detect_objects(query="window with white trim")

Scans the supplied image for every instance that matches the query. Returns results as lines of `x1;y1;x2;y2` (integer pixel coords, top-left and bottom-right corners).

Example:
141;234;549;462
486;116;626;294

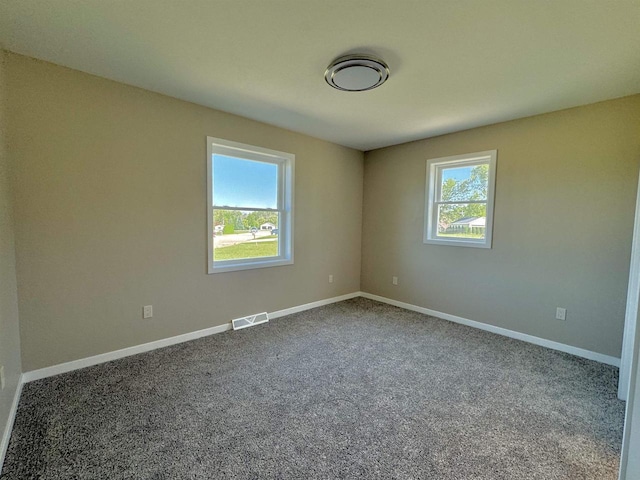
207;137;294;273
424;150;497;248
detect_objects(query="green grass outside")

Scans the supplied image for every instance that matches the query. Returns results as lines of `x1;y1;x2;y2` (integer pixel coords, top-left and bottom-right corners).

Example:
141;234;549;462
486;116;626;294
214;240;278;260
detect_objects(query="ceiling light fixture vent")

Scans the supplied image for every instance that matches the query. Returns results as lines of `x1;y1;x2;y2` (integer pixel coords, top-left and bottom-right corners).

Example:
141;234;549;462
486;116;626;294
324;54;390;92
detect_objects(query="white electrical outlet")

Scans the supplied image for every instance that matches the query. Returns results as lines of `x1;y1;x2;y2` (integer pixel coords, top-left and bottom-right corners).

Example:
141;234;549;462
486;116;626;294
143;305;153;319
329;274;334;284
392;276;399;285
0;365;5;390
556;307;567;321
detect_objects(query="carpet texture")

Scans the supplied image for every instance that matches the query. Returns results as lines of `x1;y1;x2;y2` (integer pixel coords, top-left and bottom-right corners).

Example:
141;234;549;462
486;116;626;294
1;298;625;479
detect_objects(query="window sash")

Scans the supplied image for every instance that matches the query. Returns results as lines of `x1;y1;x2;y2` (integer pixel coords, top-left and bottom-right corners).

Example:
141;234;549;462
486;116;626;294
433;200;487;206
211;154;284;211
213;210;283;260
211;156;285;261
434;160;489;203
212;206;280;212
433;202;487;238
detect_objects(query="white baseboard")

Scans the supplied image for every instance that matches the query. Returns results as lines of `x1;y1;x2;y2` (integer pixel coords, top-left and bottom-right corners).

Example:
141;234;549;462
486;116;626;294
5;289;621;474
360;292;621;367
269;292;361;319
23;292;362;383
22;323;232;383
20;288;619;385
0;374;24;476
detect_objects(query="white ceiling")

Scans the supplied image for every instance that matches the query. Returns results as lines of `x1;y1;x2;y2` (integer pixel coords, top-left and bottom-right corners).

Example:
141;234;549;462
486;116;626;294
1;1;639;151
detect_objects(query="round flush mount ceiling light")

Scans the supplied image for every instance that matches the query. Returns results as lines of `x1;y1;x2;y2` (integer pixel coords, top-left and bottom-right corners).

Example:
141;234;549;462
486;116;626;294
324;54;390;92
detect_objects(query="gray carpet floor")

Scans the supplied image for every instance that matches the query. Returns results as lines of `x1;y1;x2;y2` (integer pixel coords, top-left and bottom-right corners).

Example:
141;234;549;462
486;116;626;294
1;298;625;479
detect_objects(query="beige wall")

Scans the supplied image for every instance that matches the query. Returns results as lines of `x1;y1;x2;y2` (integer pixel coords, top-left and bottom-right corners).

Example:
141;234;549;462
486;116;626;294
362;95;640;358
0;51;22;446
6;53;363;371
5;50;639;370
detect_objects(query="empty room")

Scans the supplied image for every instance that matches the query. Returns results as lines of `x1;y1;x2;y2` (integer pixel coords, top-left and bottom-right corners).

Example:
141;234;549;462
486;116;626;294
1;1;640;479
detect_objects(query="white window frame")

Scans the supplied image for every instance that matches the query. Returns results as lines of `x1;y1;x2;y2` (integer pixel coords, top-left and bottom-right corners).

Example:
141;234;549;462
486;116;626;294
207;137;294;274
423;150;497;248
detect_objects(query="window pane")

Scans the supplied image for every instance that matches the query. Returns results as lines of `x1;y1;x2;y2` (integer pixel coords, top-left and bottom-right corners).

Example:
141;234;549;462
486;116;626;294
440;163;488;202
213;154;278;209
436;203;486;239
213;209;279;261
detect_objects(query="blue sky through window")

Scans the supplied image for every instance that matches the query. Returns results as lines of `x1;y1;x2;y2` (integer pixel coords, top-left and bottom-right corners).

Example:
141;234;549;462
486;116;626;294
213;155;278;208
442;166;472;183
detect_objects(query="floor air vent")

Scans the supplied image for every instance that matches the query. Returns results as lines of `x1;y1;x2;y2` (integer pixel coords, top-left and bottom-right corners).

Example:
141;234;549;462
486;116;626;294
232;312;269;330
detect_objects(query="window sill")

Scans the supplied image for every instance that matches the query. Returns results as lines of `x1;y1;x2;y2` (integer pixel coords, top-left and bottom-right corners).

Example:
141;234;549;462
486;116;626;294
423;237;492;249
208;257;293;274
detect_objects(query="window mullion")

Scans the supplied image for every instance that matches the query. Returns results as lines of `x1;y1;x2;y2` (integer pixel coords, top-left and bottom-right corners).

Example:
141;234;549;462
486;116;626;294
434;200;487;206
213;206;279;212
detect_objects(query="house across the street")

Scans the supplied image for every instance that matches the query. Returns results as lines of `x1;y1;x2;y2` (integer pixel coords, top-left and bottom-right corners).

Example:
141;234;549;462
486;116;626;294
450;217;486;229
444;216;486;234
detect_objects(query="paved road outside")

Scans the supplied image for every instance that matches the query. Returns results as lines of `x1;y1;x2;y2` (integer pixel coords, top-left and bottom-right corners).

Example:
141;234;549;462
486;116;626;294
214;230;275;248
